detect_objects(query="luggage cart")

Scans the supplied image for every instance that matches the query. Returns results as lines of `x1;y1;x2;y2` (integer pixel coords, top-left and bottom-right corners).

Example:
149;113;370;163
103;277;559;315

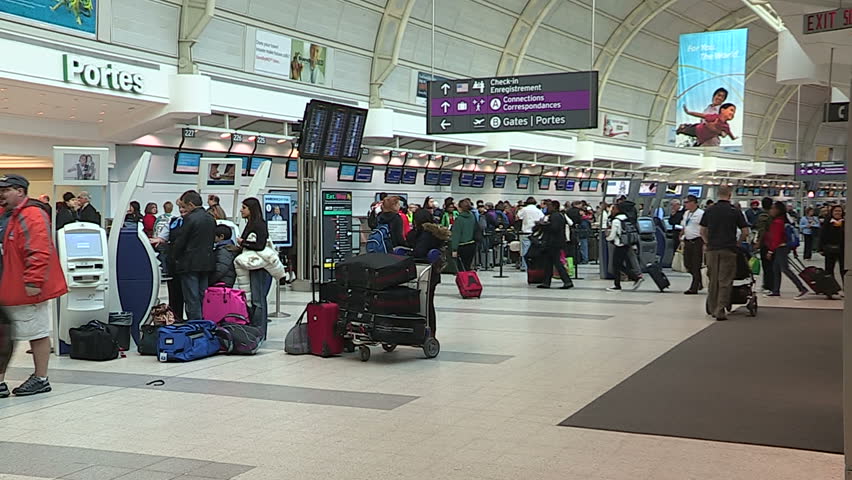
343;264;440;362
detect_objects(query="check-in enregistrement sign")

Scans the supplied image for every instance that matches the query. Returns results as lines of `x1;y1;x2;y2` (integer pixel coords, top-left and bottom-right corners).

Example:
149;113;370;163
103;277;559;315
426;72;598;134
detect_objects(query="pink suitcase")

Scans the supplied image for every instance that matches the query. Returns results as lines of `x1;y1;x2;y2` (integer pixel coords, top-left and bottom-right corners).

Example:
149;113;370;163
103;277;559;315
456;270;483;299
307;267;344;357
202;284;250;325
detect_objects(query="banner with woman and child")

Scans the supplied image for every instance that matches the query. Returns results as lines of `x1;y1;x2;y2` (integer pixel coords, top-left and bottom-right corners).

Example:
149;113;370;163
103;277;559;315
676;29;747;149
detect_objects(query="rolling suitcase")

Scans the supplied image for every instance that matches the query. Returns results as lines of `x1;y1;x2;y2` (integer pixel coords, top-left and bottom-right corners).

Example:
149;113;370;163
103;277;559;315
307;266;344;357
455;260;482;298
527;268;547;284
645;262;670;292
335;254;417;290
791;258;841;296
347;286;421;314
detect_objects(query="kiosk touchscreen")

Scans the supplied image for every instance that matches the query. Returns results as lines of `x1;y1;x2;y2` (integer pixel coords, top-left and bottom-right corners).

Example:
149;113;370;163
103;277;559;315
56;223;110;346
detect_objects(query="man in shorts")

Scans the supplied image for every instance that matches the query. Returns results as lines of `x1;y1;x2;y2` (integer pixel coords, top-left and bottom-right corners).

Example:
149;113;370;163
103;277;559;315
0;175;68;397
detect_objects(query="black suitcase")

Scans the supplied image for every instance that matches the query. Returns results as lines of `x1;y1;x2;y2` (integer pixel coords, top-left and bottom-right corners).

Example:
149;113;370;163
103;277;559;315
69;321;120;361
336;254;417;290
790;258;841;296
645;262;670;292
319;281;349;305
342;310;428;345
348;286;421;314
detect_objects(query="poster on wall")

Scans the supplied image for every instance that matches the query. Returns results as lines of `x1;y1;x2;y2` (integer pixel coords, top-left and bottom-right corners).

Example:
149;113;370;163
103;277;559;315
0;0;96;36
416;71;449;106
772;141;790;159
263;194;293;248
198;158;242;191
676;29;747;148
602;114;630;138
290;39;330;85
254;30;332;86
815;146;834;162
53;146;108;186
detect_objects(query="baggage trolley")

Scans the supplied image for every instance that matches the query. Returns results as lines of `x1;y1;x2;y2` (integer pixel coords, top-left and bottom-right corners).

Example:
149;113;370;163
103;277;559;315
343;264;440;362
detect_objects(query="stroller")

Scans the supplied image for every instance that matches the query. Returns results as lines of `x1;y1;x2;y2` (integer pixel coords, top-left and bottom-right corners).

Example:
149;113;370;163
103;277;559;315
729;248;758;317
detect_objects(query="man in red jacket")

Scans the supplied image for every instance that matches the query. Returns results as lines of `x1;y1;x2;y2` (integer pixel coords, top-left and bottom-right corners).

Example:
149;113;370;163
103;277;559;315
0;174;68;397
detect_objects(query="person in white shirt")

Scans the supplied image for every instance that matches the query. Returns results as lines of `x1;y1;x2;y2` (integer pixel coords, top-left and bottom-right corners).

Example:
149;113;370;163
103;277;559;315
606;204;643;291
517;197;544;271
680;195;705;294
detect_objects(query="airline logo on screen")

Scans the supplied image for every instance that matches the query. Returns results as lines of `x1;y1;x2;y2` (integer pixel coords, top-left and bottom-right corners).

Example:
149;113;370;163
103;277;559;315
62;54;144;94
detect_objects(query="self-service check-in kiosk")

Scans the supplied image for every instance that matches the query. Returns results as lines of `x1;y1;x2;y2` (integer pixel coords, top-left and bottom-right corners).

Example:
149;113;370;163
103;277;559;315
55;223;109;349
115;223;160;345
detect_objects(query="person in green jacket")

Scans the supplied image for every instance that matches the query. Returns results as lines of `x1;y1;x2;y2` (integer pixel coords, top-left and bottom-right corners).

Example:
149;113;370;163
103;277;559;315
450;199;478;271
441;203;458;228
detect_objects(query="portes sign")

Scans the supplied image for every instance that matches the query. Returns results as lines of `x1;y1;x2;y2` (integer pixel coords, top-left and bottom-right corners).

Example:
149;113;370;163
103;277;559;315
62;54;144;94
803;7;852;34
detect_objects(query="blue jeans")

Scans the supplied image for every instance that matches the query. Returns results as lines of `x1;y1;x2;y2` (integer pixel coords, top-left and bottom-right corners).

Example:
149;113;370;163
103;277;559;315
579;238;589;264
520;235;531;270
180;272;209;320
771;246;806;295
249;269;272;339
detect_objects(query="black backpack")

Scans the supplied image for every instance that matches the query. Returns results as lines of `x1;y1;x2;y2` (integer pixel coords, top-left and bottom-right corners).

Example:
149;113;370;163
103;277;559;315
619;220;640;246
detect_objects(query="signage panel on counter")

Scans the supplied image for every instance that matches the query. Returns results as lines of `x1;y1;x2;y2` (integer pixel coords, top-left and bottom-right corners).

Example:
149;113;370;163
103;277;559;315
321;191;353;282
427;72;598;134
825;102;849;123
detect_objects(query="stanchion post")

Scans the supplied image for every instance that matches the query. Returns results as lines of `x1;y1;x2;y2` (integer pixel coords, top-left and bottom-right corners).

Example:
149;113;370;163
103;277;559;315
267;279;290;320
494;229;509;279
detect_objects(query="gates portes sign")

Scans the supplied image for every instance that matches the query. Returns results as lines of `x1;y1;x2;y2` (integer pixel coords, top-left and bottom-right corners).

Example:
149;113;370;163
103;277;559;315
803;7;852;34
426;72;598;135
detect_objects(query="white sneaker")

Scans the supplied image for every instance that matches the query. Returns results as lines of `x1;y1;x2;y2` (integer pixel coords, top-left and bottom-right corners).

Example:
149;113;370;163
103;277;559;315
607;286;622;292
631;277;644;291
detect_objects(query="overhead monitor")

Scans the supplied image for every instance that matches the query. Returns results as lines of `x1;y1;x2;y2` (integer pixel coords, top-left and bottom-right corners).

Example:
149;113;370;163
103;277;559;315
338;163;357;182
606;180;630;196
492;174;507;188
401;168;418;185
471;173;486;188
539;177;551;190
735;187;747;196
64;232;104;258
173;151;202;174
555;179;567;190
459;172;474;187
250;157;271;176
579;180;591;192
687;185;703;197
285;159;298;179
438;171;453;186
424;170;440;186
227;155;251;175
665;184;683;197
565;180;576;191
355;165;374;182
517;175;530;189
588;180;599;191
300;100;368;162
385;166;403;184
639;182;658;196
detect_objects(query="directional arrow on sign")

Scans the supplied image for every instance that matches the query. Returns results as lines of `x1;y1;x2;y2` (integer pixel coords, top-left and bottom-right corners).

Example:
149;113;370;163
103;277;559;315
440;101;451;113
440;83;450;95
440;119;452;130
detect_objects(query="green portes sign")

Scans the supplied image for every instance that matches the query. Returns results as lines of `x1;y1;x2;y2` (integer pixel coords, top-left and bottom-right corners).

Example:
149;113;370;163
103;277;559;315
62;54;144;94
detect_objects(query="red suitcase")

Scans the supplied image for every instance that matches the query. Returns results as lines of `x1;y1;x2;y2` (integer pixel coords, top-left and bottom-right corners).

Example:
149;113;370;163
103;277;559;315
455;260;482;298
307;267;344;357
527;268;547;284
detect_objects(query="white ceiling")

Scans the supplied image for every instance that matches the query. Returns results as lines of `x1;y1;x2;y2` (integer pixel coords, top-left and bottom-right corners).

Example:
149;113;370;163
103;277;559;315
774;0;852;67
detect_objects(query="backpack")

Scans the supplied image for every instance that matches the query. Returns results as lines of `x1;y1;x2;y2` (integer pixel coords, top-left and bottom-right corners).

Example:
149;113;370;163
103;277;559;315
785;223;800;248
367;209;379;229
366;224;391;254
216;322;263;355
619;219;640;246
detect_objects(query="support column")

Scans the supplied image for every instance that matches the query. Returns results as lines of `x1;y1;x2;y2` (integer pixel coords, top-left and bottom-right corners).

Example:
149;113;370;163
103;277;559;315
845;74;852;480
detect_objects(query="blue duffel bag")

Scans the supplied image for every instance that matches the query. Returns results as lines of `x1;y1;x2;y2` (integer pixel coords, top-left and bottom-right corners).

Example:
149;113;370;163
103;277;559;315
158;320;221;362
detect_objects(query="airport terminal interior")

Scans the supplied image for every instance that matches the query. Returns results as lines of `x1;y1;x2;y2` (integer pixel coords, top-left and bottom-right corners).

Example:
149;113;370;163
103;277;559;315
0;0;850;479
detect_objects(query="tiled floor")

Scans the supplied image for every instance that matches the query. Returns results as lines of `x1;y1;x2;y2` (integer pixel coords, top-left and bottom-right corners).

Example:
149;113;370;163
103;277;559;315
0;263;843;479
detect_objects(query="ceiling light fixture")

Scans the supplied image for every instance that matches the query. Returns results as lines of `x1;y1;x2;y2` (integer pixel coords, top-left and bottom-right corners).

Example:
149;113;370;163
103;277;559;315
247;135;257;142
277;138;288;144
219;132;231;139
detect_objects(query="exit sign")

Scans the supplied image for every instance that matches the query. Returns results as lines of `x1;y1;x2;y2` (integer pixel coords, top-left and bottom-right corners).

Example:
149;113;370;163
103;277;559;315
803;7;852;34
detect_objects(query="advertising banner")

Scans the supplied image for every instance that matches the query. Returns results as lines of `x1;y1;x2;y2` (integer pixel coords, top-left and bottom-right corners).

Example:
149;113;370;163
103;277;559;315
263;194;293;248
0;0;96;35
602;114;630;138
416;71;449;106
254;30;332;86
676;29;747;148
290;39;330;85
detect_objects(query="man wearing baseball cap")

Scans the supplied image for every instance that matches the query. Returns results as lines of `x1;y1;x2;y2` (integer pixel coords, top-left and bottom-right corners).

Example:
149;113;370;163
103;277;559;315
0;174;67;397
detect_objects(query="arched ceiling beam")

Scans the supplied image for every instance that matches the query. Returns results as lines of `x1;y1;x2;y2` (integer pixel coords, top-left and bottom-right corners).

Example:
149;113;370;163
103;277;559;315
646;8;761;142
594;0;679;95
496;0;559;76
369;0;418;108
753;84;798;160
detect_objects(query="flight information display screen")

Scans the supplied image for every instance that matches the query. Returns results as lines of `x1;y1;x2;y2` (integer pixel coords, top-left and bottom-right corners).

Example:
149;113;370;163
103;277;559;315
424;170;440;185
471;173;486;188
401;168;418;185
385;167;403;184
439;171;453;186
300;100;369;162
492;174;507;188
459;172;474;187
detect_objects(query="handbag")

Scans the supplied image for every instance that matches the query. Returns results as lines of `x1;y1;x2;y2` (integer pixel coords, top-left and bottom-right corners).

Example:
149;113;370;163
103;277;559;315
284;309;310;355
672;248;687;273
749;256;761;275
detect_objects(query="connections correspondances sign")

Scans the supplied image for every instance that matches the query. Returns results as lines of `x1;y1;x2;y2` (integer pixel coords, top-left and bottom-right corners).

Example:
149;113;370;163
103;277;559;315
803;7;852;34
426;72;598;134
62;54;144;94
676;29;747;148
0;0;96;35
796;161;847;181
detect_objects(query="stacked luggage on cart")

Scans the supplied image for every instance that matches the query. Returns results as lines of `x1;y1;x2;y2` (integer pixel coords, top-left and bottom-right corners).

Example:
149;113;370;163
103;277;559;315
334;253;440;362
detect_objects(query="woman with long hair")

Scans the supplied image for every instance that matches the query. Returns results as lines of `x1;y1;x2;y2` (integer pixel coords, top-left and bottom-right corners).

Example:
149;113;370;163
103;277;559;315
124;201;142;225
239;197;272;338
764;201;808;299
142;202;158;237
820;205;845;286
